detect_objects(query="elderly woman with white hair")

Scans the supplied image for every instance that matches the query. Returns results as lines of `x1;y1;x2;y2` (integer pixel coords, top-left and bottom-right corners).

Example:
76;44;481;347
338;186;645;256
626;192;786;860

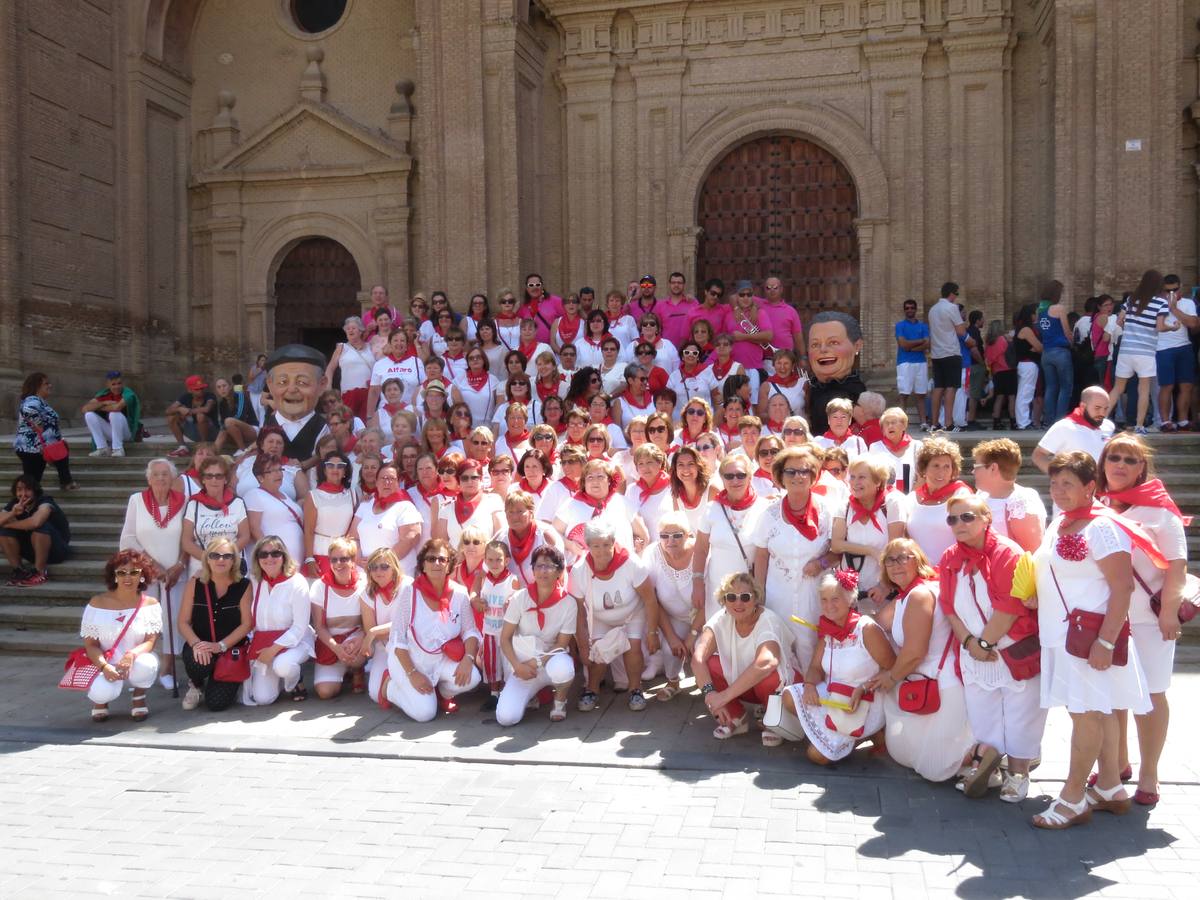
119;457;188;689
867;407;922;494
570;518;660;713
243;535;313;706
324;315;377;422
691;452;769;621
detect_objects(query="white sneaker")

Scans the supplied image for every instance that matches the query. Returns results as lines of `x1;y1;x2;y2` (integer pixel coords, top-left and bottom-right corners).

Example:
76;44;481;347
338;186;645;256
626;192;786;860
88;448;110;458
159;674;175;691
111;449;125;457
181;685;202;710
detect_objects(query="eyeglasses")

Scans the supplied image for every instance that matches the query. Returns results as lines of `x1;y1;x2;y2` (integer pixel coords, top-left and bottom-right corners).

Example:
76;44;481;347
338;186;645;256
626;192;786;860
587;436;607;444
500;298;516;304
202;473;225;480
454;410;471;418
459;474;481;482
706;289;722;296
636;350;655;357
533;562;561;572
723;592;754;604
883;554;915;567
782;428;806;437
658;531;685;540
1106;454;1143;466
721;471;748;481
685;408;706;417
114;568;142;578
824;467;845;477
461;538;484;546
470;439;491;446
368;562;393;572
207;552;235;561
330;556;354;564
945;512;980;526
782;466;814;479
425;556;449;565
697;443;717;452
648;426;668;434
256;550;285;560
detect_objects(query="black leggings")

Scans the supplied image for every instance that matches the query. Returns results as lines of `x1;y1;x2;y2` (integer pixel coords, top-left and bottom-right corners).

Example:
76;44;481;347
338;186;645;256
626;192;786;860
15;451;74;488
181;644;241;711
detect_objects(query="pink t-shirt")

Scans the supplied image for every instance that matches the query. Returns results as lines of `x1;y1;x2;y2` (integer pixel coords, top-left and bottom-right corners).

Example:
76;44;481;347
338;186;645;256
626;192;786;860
721;304;773;370
984;337;1011;373
687;304;728;340
760;300;804;355
519;295;564;343
658;297;700;346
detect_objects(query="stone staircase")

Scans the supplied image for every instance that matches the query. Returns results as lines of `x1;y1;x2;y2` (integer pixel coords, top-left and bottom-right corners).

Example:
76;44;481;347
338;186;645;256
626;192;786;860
1;431;1198;657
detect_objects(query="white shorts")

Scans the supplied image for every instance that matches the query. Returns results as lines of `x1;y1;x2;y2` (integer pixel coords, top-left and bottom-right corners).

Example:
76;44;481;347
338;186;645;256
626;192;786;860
896;362;929;395
591;613;647;642
1114;353;1156;380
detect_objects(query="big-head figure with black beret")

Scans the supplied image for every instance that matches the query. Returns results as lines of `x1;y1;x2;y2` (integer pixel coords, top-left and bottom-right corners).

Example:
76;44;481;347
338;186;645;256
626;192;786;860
262;344;329;465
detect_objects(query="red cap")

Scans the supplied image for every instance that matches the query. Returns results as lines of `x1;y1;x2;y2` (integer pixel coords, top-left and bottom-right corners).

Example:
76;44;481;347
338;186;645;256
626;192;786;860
185;375;208;391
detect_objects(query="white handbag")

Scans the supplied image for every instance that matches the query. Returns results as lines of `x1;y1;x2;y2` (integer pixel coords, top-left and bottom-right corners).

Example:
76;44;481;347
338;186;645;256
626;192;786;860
589;627;630;664
822;682;873;737
763;692;806;742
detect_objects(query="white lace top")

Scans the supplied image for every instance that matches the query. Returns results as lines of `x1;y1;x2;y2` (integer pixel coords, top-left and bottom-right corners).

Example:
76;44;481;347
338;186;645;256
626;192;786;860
80;601;163;657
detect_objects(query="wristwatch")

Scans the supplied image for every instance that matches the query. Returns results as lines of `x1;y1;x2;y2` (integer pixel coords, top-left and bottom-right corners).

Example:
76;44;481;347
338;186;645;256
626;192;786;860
1096;637;1116;651
700;683;716;696
976;637;995;651
218;640;228;652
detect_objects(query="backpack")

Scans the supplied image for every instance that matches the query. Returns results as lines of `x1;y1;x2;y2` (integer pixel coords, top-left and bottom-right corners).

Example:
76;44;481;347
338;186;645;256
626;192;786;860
1003;335;1017;370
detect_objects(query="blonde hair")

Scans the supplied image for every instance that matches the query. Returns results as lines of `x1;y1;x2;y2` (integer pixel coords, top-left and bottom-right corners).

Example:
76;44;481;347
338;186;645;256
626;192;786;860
825;397;853;417
848;456;891;487
197;536;242;584
876;537;936;593
327;535;359;562
249;535;297;582
715;571;763;607
365;548;402;596
972;438;1022;481
879;406;909;429
946;494;991;519
633;443;667;466
657;510;692;536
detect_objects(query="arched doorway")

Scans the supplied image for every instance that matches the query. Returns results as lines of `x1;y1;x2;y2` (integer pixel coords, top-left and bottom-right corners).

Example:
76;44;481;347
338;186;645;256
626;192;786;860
696;135;859;320
272;237;361;361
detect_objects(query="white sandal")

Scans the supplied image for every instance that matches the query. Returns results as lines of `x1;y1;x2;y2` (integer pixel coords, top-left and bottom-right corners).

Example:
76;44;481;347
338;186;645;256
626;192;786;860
999;773;1029;804
656;682;681;702
1032;794;1092;830
130;693;149;721
1086;782;1132;815
713;714;750;740
761;730;783;748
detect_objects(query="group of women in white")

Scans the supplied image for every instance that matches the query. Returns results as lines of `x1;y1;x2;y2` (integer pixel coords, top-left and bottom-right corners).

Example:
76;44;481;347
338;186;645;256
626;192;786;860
72;285;1189;832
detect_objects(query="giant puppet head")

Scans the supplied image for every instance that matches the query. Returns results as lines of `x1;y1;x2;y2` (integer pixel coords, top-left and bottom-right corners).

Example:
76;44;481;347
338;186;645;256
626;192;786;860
264;344;328;421
807;311;864;383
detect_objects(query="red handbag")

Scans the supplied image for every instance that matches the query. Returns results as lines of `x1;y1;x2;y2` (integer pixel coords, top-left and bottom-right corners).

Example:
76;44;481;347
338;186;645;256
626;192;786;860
205;582;250;683
1134;568;1198;624
408;589;467;661
30;421;68;462
897;633;954;715
249;629;286;661
967;576;1040;681
1051;565;1129;666
59;596;145;691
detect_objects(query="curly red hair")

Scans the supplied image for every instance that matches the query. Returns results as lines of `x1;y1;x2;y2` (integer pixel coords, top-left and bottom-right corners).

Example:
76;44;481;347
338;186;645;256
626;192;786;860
103;549;160;590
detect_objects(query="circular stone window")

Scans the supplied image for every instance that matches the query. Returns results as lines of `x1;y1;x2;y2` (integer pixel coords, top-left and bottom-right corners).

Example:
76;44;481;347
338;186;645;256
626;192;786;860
290;0;347;34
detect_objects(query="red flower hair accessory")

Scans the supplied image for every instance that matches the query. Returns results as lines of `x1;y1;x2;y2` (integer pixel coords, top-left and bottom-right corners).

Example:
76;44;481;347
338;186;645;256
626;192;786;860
833;568;860;593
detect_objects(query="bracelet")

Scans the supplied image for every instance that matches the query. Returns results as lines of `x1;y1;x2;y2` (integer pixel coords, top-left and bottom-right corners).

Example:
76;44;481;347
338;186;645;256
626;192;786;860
1096;637;1116;651
691;572;705;581
700;683;716;696
962;634;974;649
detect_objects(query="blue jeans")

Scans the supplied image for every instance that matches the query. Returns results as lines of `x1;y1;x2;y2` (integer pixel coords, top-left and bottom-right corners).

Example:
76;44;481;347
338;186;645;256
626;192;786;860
1041;346;1073;424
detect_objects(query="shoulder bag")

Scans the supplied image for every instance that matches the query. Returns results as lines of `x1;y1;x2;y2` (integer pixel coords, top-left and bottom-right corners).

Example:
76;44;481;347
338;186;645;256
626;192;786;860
896;632;954;715
1132;567;1198;624
718;503;752;575
1049;564;1129;666
967;575;1041;680
59;596;146;691
405;588;465;662
247;580;287;661
28;417;68;463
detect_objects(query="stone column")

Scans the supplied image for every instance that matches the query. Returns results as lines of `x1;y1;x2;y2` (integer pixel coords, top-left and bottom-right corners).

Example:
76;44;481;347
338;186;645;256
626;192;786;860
0;0;23;413
854;217;892;380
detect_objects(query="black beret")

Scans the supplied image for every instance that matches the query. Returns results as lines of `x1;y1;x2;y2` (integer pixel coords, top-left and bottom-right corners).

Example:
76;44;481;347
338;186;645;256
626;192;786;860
265;344;327;371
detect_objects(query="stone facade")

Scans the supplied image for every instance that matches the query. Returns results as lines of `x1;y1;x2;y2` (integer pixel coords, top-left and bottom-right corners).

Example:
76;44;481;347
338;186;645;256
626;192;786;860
2;0;1200;415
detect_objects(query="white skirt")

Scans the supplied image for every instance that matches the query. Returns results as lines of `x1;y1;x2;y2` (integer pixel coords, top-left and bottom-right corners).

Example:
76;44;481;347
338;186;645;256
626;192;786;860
1039;644;1152;715
963;680;1047;759
883;678;975;782
1130;623;1175;695
785;682;885;762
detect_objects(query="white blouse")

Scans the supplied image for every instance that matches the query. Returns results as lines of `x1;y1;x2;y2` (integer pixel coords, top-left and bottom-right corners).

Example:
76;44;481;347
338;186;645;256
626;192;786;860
119;493;185;569
250;574;314;650
80;601;163;657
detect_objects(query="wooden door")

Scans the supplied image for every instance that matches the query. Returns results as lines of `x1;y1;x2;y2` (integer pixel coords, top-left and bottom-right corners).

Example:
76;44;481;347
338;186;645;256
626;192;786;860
273;237;362;360
696;135;859;320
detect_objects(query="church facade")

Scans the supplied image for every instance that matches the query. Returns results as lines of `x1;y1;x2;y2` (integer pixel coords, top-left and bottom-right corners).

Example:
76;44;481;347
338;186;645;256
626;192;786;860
2;0;1198;412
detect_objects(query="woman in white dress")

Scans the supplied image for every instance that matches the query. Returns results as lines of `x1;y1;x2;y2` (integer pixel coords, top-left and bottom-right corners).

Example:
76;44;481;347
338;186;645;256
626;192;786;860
77;551;162;721
691;453;768;621
360;548;409;706
750;445;834;669
244;454;305;564
475;320;508;374
867;407;922;494
496;545;577;725
613;416;649;485
903;436;972;565
406;453;444;543
1096;434;1188;806
870;538;973;782
181;456;250;578
642;511;698;700
777;570;895;763
625;444;673;542
830;457;907;611
1031;451;1154;830
243;536;313;706
302;450;356;578
554;458;646;560
940;495;1046;803
234;426;308;502
309;536;367;699
433;459;503;545
451;346;499;427
119;458;187;689
324;316;376;422
384;538;482;720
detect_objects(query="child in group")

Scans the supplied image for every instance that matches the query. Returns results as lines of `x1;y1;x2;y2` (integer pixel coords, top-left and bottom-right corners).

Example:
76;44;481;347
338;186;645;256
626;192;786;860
472;539;521;709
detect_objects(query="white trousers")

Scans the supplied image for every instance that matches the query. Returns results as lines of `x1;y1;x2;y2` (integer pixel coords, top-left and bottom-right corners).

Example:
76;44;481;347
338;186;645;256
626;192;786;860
243;645;308;706
1015;361;1038;428
386;653;481;722
963;681;1047;760
87;653;158;704
85;411;130;451
366;644;389;703
496;653;576;727
641;613;692;682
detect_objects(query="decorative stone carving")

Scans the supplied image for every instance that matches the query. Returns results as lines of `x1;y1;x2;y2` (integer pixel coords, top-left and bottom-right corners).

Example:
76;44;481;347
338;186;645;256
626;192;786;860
300;46;326;103
388;79;416;149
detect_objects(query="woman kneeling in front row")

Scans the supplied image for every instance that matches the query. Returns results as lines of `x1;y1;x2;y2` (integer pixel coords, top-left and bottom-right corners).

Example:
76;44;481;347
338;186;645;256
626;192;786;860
496;545;576;726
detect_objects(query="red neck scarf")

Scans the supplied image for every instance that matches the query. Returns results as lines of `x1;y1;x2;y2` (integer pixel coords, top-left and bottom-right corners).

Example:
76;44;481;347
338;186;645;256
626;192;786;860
681;362;703;378
374;490;411;513
551;421;567;436
184;467;200;481
781;493;819;540
896;576;928;603
506;428;531;446
508;523;538;565
574;487;614;516
1061;502;1169;569
937;528;1032;637
454;491;483;525
754;467;773;481
716;484;757;510
317;482;344;494
261;572;289;589
413;573;453;621
711;356;733;379
678;486;704;509
915;479;970;505
558;475;579;494
881;432;912;454
457;559;483;591
519;339;540;359
719;423;740;440
766;419;785;433
624;389;652;410
443;351;465;363
531;583;568;628
465;369;489;392
384;401;405;417
637;470;671;503
142;489;185;528
321;566;358;591
822;430;850;446
1101;478;1189;524
586;545;630;579
819;610;861;642
557;317;581;342
414;480;442;504
386;352;413;364
768;371;800;388
536;375;563;402
518;476;546;496
195;488;236;516
848;488;888;532
1066;407;1099;430
372;580;398;604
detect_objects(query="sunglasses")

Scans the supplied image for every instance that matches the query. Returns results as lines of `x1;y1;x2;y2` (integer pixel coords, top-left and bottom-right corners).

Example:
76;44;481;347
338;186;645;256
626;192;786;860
782;467;814;479
500;298;516;305
883;554;915;567
706;288;722;296
207;552;235;561
454;410;471;417
527;282;543;288
330;556;354;564
461;539;484;546
425;556;449;565
533;562;562;572
114;568;142;578
470;439;491;446
1106;454;1143;466
945;512;981;526
723;592;754;604
682;350;700;358
648;426;668;434
636;351;655;357
697;443;717;452
368;562;393;571
659;531;685;540
202;473;225;480
589;377;602;385
758;448;780;457
721;471;748;481
782;428;806;437
459;474;482;482
324;461;348;469
685;408;706;417
534;434;554;441
824;467;845;477
587;436;607;444
256;550;285;559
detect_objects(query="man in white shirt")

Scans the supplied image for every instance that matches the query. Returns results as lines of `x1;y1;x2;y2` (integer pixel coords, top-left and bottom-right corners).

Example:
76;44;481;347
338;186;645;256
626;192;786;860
926;282;966;433
1032;385;1115;473
1154;274;1198;431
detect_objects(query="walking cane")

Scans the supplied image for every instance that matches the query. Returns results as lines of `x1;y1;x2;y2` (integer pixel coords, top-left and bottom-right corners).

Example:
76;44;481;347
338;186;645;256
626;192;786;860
161;577;179;698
